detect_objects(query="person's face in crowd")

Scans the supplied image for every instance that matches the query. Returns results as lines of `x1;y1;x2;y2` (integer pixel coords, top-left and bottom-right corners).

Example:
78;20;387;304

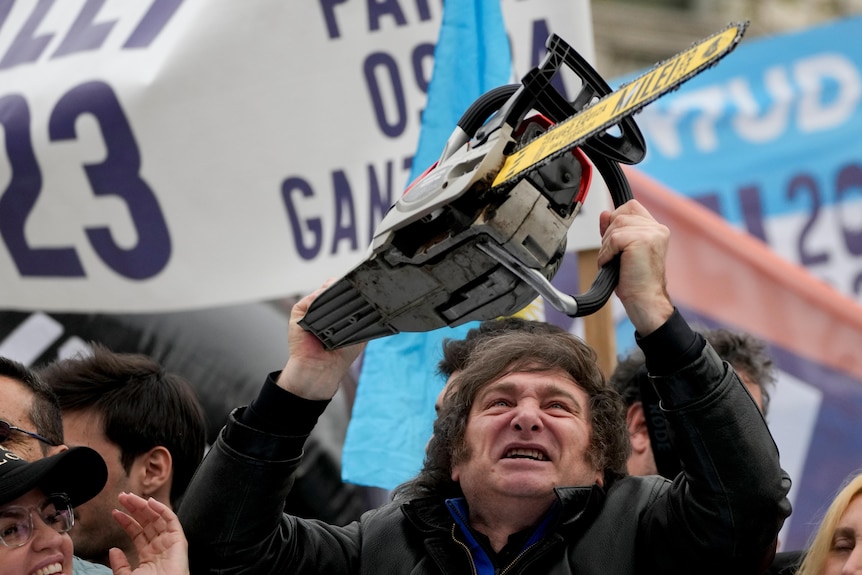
823;493;862;575
736;370;764;412
434;374;457;416
0;376;50;461
61;409;133;562
0;488;74;575
452;368;602;509
426;375;457;451
626;366;766;478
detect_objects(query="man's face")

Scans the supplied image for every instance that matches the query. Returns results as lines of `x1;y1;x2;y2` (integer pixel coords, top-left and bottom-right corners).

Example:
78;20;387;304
451;369;602;510
0;376;45;461
61;409;134;563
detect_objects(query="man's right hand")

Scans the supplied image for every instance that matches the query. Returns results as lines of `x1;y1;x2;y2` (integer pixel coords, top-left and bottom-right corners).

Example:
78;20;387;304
597;200;674;337
276;283;367;400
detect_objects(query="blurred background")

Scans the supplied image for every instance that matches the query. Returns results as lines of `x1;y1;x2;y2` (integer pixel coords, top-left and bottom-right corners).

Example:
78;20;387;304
593;0;862;76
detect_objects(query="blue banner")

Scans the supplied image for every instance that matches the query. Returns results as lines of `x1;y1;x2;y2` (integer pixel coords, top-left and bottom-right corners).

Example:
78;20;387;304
624;16;862;550
628;16;862;299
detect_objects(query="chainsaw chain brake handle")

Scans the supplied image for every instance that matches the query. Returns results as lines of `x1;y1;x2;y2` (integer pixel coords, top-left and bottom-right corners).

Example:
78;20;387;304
298;34;644;349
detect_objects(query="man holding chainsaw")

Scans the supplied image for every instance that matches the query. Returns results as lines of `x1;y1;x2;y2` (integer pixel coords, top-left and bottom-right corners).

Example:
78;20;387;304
179;199;791;574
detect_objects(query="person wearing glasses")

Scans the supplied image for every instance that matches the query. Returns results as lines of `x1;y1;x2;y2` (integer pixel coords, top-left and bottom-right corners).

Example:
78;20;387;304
0;420;57;455
0;444;189;575
0;356;108;574
0;357;64;462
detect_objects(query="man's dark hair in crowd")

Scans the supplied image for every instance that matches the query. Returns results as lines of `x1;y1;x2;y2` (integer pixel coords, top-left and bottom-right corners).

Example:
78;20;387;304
612;326;775;417
704;327;776;414
38;344;207;568
610;326;776;479
39;344;207;505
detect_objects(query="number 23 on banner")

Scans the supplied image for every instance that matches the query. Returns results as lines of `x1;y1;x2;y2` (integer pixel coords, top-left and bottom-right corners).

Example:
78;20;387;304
0;81;171;281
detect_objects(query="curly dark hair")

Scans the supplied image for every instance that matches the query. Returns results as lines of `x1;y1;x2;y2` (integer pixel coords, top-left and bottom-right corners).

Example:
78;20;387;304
394;330;629;500
437;318;569;378
703;328;775;415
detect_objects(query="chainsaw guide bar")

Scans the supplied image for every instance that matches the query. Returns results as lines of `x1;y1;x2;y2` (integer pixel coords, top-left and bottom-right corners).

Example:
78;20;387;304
493;23;747;188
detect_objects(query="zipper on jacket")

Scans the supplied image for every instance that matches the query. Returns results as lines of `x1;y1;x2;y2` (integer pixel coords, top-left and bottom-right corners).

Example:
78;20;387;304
499;539;543;575
450;523;546;575
451;524;479;575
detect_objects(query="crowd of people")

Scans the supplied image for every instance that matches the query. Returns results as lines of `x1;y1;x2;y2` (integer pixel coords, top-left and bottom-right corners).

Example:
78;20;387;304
1;200;860;574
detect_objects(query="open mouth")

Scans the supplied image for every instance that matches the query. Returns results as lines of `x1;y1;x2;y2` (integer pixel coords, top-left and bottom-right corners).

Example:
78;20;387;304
503;448;548;461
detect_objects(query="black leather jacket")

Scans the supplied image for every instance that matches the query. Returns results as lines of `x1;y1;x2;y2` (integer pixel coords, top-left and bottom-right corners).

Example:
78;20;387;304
179;314;792;574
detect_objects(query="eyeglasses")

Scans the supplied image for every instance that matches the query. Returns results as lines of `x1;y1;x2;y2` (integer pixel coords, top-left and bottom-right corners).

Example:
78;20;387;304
0;420;58;447
0;493;74;547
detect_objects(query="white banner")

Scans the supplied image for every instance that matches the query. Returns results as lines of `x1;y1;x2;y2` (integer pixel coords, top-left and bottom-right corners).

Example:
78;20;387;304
0;0;599;312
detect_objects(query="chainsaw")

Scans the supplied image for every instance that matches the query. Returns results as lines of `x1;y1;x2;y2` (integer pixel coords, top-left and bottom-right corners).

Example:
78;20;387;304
300;23;747;349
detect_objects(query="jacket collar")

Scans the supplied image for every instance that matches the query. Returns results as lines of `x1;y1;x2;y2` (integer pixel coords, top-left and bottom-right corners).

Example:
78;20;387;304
554;484;606;527
401;483;607;534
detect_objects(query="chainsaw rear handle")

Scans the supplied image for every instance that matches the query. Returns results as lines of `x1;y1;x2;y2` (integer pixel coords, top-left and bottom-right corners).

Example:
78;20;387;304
569;148;631;316
456;78;634;317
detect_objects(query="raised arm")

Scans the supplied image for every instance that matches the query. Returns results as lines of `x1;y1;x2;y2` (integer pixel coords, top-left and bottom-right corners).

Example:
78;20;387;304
178;284;367;574
598;201;791;572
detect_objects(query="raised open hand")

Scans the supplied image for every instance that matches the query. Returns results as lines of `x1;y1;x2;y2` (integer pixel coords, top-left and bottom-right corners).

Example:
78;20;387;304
109;493;189;575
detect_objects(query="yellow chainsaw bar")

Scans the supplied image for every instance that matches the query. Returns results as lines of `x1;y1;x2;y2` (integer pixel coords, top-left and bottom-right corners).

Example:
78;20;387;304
492;22;747;188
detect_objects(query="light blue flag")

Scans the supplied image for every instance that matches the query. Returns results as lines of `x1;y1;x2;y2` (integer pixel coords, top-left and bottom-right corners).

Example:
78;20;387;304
408;0;512;183
342;324;476;490
342;0;512;490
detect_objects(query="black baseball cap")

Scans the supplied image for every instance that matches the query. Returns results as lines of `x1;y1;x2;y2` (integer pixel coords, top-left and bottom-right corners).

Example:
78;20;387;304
0;444;107;507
